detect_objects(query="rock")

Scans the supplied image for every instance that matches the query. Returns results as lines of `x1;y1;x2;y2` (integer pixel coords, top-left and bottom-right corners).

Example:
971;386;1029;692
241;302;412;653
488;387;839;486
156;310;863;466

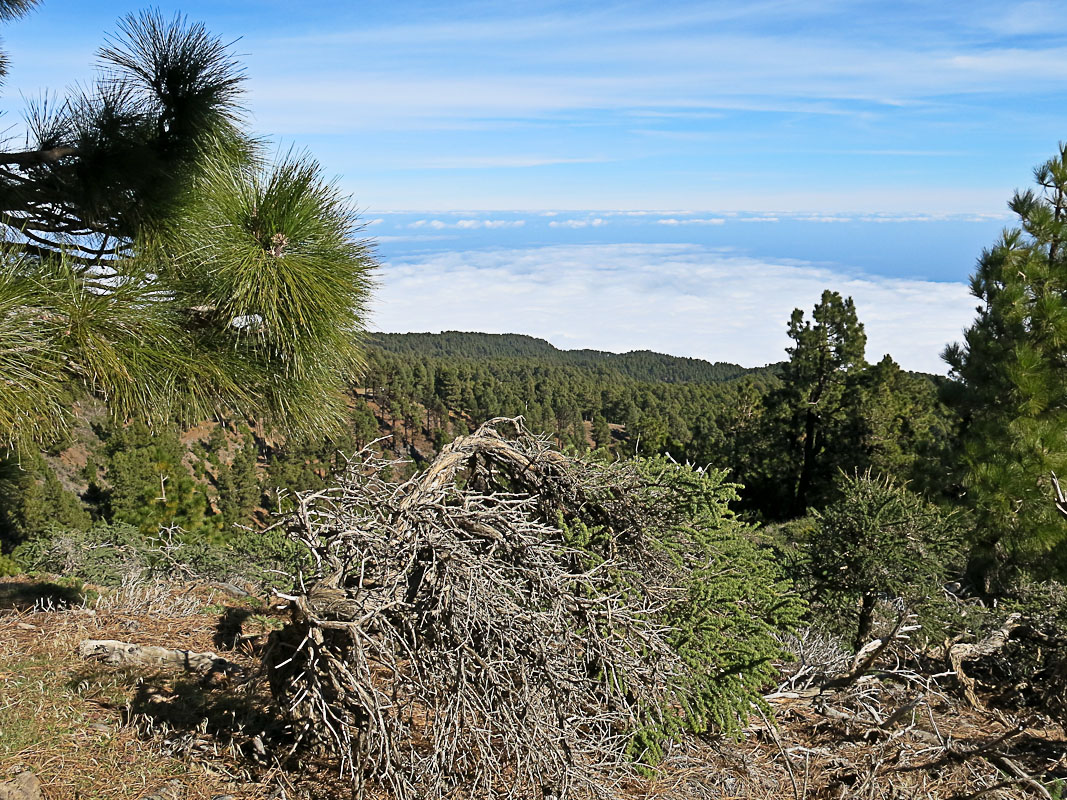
138;779;184;800
0;772;43;800
209;582;249;598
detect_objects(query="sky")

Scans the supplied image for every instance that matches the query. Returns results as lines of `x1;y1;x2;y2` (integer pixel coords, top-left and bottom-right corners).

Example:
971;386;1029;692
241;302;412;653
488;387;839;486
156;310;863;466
4;1;1063;372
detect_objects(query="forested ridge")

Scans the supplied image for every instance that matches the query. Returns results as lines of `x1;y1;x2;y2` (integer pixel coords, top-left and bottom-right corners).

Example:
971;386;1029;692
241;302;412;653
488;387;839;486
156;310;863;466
0;323;951;550
370;330;779;383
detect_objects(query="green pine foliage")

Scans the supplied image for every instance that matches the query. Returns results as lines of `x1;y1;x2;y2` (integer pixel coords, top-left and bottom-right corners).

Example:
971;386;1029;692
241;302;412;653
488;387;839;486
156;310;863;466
212;427;261;530
563;456;804;764
944;144;1067;585
0;7;376;448
806;471;963;648
12;519;306;589
724;295;956;521
103;423;213;537
0;451;91;545
636;458;803;747
360;338;783;463
0;552;20;577
777;290;868;515
858;356;959;493
13;521;155;586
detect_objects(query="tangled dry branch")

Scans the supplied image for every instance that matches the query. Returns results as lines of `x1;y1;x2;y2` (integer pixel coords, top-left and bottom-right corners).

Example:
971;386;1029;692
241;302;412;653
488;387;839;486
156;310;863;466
263;418;681;799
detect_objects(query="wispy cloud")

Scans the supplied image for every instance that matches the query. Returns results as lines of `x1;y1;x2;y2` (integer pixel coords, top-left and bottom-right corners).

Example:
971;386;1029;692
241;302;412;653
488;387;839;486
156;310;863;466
3;1;1054;214
656;217;726;225
371;244;974;373
455;219;526;229
408;218;526;230
548;218;607;228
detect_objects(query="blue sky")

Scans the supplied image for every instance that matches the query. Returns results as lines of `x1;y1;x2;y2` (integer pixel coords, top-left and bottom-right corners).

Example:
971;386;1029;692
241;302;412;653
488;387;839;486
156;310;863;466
5;1;1063;371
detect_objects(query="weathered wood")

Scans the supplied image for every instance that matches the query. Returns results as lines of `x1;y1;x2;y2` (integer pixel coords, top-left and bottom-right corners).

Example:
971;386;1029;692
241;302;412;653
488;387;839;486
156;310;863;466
79;639;244;677
948;613;1023;709
0;772;42;800
265;417;679;799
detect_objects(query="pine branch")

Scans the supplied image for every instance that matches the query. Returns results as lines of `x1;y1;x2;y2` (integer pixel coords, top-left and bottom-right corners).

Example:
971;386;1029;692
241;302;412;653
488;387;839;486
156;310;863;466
0;145;78;166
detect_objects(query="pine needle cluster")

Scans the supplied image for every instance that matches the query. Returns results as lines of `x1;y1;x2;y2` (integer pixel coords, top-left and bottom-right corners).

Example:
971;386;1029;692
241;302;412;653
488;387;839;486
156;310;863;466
0;7;376;446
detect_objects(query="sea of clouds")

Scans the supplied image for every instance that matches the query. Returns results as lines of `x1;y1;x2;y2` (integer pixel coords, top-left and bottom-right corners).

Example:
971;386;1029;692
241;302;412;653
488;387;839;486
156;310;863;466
370;242;977;374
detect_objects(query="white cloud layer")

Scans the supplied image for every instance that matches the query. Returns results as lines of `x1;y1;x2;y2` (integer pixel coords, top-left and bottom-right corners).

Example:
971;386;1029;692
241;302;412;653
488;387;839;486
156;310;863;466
370;244;976;374
656;217;726;225
408;218;526;229
548;218;606;228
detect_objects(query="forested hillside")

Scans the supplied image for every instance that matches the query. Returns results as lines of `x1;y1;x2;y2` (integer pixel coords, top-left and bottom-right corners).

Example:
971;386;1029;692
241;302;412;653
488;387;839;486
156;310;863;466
362;323;956;518
0;315;952;555
370;331;777;383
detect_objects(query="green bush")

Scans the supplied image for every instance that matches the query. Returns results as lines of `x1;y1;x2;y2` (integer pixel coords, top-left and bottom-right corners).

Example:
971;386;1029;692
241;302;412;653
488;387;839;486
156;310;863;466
0;552;21;577
805;470;964;649
0;450;91;549
566;456;805;764
178;527;309;589
13;521;150;586
11;520;307;590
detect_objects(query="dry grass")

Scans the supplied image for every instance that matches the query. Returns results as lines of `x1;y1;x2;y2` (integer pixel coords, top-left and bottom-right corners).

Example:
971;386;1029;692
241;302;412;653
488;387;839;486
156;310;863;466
0;577;276;800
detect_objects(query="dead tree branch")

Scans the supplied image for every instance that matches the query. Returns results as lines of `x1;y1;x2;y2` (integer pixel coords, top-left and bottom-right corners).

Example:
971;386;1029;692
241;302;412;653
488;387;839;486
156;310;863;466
948;613;1024;709
263;418;681;800
79;639;244;678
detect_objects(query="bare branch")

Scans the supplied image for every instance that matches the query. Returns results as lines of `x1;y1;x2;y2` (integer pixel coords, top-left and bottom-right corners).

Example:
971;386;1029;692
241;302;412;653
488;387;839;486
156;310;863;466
0;145;78;166
262;418;681;799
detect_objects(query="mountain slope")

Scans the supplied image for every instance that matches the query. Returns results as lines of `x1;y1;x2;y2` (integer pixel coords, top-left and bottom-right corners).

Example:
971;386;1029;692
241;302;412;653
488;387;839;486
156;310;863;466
369;331;779;384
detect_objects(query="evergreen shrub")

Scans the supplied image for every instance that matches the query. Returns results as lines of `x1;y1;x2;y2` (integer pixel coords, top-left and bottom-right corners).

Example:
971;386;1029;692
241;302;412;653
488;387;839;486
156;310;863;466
12;521;306;589
0;552;20;577
567;456;805;764
805;470;963;649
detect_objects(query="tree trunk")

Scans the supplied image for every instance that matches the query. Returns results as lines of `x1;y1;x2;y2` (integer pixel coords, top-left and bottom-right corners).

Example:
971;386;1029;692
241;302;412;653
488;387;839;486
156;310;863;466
795;408;818;515
854;591;876;652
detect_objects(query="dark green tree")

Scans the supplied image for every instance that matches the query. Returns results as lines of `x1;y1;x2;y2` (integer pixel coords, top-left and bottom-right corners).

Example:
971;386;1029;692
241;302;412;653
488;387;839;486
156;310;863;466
104;423;211;536
780;290;868;515
807;471;962;649
591;412;612;449
0;4;376;448
214;427;261;531
857;356;956;493
944;145;1067;586
0;451;91;543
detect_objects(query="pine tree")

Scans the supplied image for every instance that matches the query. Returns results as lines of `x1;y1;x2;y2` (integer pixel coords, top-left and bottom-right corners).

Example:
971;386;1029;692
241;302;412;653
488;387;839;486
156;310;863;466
780;290;867;514
857;356;955;492
807;471;961;649
944;145;1067;585
103;423;210;536
215;428;261;530
591;412;612;449
0;4;375;447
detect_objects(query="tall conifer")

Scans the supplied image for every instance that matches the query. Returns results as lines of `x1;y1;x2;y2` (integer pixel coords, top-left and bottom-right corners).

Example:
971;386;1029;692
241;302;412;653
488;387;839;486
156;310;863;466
945;145;1067;585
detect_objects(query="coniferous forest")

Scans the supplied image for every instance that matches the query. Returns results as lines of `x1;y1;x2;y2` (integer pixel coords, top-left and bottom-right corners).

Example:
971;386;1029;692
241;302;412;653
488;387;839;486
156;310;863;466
3;3;1067;800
